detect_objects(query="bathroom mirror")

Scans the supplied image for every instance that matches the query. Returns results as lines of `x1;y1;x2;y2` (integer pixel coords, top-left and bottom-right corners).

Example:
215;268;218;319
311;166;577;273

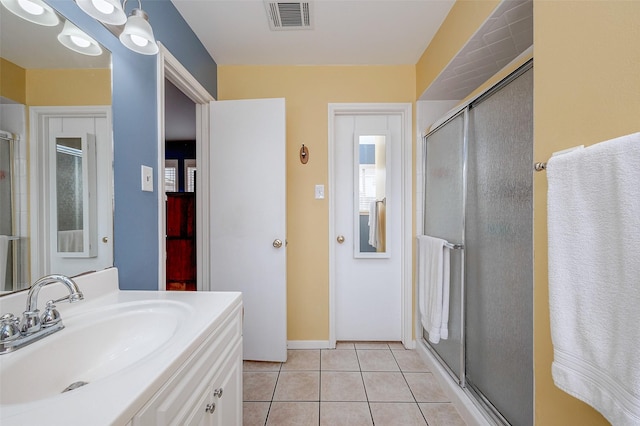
0;3;112;294
355;133;389;258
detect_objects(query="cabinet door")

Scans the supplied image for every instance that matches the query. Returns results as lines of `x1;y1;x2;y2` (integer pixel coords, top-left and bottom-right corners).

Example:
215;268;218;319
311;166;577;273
213;341;242;425
186;340;243;426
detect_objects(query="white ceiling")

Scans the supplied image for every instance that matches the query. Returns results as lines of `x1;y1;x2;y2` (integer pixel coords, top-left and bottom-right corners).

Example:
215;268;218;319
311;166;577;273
170;0;456;65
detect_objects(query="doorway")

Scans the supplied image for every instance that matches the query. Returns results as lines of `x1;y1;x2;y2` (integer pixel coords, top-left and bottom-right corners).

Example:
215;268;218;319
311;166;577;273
157;44;214;291
164;80;197;291
328;103;413;348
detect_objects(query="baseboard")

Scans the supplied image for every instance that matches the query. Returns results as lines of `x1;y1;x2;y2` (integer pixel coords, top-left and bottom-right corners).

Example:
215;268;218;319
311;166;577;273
287;340;332;349
415;340;495;426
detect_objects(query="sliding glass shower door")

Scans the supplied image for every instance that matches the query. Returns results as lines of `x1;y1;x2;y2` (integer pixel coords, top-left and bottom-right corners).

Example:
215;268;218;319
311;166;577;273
422;62;533;426
0;136;14;290
465;66;533;426
423;112;465;380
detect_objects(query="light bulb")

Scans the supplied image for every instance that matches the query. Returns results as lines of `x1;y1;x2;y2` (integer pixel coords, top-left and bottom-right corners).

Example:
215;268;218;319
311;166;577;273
70;35;91;48
91;0;114;15
130;34;149;47
17;0;44;15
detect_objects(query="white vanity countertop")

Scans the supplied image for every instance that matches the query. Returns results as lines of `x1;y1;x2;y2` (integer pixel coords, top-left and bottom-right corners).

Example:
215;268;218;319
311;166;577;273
0;268;242;425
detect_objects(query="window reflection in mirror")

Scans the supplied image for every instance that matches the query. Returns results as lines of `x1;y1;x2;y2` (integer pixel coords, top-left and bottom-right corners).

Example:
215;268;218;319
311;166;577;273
356;134;389;258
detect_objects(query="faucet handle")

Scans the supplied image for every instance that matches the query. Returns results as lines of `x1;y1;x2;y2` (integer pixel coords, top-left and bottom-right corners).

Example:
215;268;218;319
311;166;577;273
20;310;41;335
0;314;22;342
41;301;62;328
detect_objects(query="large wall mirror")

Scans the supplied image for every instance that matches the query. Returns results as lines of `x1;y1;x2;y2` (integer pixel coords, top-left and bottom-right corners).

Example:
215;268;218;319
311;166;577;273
0;1;113;295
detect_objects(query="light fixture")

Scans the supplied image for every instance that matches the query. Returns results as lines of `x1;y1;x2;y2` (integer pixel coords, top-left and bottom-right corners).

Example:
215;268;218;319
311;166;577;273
118;1;158;55
0;0;60;26
75;0;158;55
58;20;103;56
75;0;126;25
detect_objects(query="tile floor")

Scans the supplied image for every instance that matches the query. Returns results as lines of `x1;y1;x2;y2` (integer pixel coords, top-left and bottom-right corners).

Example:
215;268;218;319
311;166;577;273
243;342;467;426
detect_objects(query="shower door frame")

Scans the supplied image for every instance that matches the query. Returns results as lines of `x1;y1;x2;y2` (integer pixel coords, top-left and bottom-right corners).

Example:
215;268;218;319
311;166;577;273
418;59;533;426
0;132;18;290
420;108;469;389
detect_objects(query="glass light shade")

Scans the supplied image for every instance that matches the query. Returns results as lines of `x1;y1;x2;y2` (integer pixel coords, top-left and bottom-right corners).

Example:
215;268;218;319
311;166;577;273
75;0;126;25
0;0;60;26
57;20;103;56
119;8;158;55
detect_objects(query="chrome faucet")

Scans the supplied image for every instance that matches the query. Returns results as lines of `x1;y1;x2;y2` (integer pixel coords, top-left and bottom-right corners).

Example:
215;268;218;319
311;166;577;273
0;274;84;354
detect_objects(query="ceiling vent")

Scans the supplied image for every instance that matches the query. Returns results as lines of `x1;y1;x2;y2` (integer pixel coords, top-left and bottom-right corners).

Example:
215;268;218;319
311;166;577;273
265;2;313;31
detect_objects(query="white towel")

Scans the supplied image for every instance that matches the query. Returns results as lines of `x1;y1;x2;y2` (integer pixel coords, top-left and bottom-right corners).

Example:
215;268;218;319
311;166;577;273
417;235;450;344
368;201;378;248
58;230;84;252
547;132;640;426
0;235;8;291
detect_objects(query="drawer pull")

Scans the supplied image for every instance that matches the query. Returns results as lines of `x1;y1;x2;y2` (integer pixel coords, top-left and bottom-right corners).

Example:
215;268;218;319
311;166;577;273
205;402;216;414
214;387;223;398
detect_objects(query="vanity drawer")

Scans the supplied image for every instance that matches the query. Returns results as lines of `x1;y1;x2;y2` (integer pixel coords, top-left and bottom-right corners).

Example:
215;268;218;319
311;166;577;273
131;304;242;425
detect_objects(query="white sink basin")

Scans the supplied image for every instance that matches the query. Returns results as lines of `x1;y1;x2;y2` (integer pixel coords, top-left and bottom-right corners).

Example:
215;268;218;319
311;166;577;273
0;268;242;425
0;299;192;405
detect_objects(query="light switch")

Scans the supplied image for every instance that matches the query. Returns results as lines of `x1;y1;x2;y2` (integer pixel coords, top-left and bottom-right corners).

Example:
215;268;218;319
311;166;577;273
141;165;153;192
315;184;325;199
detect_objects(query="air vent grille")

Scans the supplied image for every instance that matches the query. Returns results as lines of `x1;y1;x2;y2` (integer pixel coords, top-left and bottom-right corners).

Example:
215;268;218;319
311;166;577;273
265;2;313;30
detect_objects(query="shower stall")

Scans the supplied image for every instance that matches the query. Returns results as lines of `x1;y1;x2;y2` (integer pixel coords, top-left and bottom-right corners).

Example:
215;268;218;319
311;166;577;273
420;61;533;425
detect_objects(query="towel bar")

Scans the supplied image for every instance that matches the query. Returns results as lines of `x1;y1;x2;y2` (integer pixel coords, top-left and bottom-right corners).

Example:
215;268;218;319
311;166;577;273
534;162;547;172
444;242;464;250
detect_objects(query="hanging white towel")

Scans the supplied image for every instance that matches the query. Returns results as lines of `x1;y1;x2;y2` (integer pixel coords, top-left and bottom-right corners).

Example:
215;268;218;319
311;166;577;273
57;230;84;252
417;235;450;344
368;200;378;248
547;132;640;426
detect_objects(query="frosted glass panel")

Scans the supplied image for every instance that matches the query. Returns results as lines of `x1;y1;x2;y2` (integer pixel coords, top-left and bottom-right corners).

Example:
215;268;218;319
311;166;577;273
465;67;533;425
423;113;464;378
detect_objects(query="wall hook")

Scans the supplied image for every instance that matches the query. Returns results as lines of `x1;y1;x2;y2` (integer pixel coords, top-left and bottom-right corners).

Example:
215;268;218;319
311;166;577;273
300;144;309;164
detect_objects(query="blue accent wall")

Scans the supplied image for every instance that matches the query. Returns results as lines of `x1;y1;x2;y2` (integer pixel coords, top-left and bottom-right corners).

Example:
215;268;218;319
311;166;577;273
49;0;217;290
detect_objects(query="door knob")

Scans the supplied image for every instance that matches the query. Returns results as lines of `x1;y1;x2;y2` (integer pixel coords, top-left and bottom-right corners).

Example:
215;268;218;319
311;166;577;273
337;235;345;244
273;239;283;248
102;237;108;243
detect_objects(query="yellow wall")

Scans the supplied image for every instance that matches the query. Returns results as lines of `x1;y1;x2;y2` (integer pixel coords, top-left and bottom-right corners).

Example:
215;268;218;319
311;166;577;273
0;62;110;106
534;1;640;424
0;58;26;104
218;65;415;340
26;68;111;106
415;0;500;98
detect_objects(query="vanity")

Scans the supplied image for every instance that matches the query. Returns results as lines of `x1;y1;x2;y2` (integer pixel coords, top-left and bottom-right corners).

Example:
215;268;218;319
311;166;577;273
0;268;243;425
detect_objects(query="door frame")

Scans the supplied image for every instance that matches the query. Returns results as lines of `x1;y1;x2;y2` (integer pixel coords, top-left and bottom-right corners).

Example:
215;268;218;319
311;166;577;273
328;103;414;348
157;43;215;290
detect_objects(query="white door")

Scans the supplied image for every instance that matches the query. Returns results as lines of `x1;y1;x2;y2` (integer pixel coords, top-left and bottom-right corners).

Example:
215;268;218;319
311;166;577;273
210;98;287;362
38;110;113;278
333;113;403;341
